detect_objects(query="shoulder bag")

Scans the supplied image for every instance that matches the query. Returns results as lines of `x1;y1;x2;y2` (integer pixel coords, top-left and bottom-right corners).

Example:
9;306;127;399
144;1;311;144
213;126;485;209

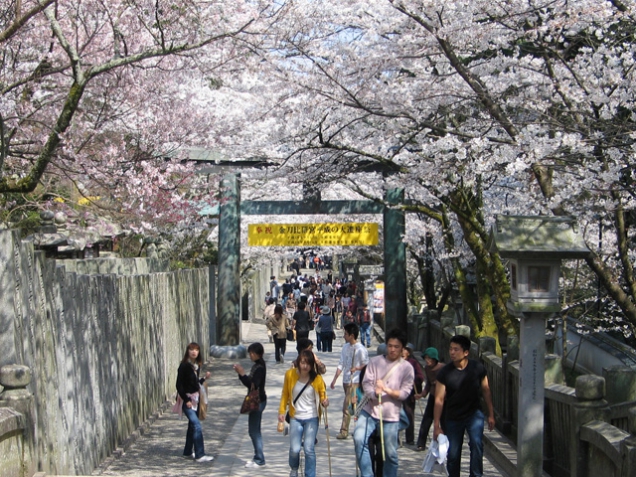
240;383;260;414
285;380;312;423
199;382;209;420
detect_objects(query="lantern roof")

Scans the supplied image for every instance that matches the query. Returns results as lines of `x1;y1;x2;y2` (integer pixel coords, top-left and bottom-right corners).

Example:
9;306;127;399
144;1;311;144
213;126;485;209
488;215;590;260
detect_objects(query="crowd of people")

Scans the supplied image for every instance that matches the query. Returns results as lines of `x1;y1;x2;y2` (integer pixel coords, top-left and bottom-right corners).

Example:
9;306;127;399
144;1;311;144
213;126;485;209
175;262;496;477
265;267;372;363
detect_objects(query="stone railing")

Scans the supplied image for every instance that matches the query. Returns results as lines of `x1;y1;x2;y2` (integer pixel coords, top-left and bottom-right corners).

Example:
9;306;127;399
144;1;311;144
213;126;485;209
412;313;636;477
0;365;34;477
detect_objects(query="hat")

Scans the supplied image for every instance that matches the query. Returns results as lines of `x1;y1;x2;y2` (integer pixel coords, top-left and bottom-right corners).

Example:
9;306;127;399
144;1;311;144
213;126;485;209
424;347;439;361
321;305;331;315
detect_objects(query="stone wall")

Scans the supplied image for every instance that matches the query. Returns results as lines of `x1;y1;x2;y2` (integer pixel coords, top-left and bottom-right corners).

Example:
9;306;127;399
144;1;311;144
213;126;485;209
0;229;209;475
58;256;169;275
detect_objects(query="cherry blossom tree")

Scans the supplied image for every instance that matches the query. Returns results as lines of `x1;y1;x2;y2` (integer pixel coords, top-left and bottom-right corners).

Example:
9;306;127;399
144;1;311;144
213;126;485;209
229;0;636;346
0;0;278;236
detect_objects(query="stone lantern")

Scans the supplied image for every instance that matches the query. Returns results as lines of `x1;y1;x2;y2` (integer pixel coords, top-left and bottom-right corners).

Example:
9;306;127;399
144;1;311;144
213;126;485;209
489;215;590;477
489;215;590;313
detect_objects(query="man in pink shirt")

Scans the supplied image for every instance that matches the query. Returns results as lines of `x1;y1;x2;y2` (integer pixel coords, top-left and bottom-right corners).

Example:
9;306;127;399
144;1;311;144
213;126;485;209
353;329;414;477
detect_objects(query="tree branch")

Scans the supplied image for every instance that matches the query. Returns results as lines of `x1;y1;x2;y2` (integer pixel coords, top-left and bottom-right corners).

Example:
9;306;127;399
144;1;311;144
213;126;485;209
0;0;55;44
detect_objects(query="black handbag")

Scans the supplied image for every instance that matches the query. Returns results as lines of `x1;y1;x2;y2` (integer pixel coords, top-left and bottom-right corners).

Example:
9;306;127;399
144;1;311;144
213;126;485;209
287;329;295;341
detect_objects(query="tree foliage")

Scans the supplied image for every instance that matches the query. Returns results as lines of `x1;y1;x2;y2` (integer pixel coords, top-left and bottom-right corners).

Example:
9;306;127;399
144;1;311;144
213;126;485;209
233;0;636;345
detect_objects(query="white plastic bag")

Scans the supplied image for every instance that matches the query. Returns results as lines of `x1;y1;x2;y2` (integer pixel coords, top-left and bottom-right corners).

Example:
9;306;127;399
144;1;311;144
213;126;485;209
436;434;449;464
422;441;438;472
422;434;450;474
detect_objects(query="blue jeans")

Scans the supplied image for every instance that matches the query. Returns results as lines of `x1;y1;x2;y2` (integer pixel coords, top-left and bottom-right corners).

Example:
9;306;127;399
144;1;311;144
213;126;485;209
289;416;319;477
248;400;266;464
360;322;371;346
353;410;399;477
182;403;205;458
444;409;485;477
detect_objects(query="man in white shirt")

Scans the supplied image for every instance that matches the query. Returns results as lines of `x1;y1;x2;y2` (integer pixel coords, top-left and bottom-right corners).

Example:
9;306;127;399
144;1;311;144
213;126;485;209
330;323;369;439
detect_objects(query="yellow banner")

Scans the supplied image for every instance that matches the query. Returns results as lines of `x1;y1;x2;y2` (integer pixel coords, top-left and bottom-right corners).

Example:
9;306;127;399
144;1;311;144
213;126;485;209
248;223;379;247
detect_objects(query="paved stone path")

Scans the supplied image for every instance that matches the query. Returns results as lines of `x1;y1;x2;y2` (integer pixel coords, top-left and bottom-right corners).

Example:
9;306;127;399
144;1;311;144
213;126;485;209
92;322;509;477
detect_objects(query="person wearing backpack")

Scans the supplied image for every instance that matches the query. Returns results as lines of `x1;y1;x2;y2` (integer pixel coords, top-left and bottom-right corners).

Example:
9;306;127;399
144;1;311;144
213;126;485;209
358;305;372;348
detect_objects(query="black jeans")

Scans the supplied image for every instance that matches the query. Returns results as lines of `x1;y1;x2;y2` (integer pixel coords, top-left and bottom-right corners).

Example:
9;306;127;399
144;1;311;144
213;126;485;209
403;398;416;444
417;393;435;448
274;337;287;362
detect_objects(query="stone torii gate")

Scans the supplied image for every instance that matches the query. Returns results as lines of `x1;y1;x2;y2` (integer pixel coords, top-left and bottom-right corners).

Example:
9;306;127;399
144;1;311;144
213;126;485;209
215;173;407;347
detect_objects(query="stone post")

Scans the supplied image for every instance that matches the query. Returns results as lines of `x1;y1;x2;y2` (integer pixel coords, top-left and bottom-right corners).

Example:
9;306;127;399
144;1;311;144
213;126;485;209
0;364;35;477
603;366;636;404
455;325;471;339
517;312;549;477
478;336;496;356
545;354;564;385
507;335;520;362
440;315;455;331
620;407;636;477
569;375;609;477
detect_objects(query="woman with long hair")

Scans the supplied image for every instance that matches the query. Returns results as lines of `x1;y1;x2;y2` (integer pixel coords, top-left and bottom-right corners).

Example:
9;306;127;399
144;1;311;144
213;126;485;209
279;349;329;477
233;342;267;468
175;342;213;462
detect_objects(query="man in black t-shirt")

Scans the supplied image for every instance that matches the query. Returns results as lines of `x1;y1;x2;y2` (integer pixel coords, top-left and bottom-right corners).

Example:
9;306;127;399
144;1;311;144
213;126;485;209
433;335;495;477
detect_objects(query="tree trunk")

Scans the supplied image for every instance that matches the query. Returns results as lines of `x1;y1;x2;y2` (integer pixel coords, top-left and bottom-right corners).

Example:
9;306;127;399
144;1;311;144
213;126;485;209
476;256;502;354
449;186;518;338
440;206;481;332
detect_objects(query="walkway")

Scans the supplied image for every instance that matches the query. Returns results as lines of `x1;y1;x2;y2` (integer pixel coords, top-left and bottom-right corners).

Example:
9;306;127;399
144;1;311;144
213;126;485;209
90;322;510;477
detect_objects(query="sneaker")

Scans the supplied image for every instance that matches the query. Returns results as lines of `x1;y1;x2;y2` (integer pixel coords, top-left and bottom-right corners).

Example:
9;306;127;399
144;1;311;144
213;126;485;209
281;355;284;364
245;461;264;468
290;469;299;477
336;431;348;440
182;452;195;459
195;455;214;463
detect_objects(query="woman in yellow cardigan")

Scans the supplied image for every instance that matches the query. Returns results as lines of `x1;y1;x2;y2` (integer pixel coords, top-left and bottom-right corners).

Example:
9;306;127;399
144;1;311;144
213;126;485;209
279;349;329;477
